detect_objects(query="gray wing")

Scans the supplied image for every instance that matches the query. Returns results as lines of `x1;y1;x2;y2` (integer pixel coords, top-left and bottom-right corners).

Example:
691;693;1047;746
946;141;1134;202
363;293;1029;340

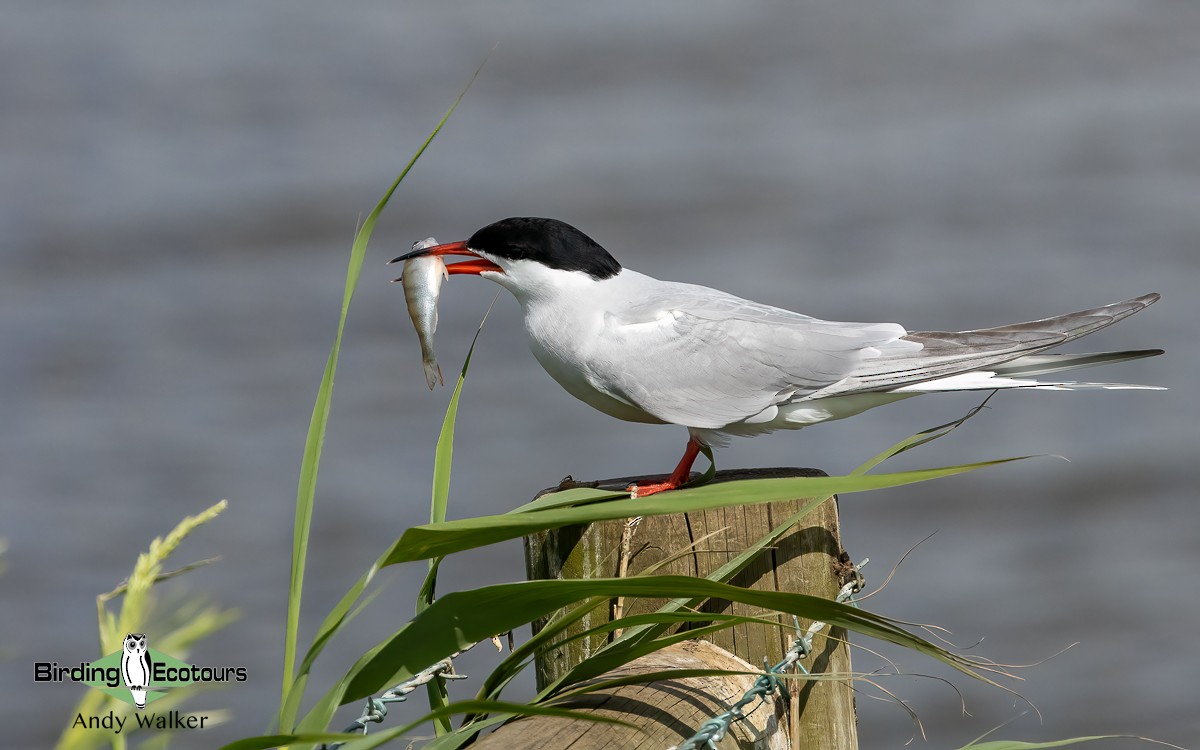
593;284;914;428
593;287;1158;428
808;293;1161;399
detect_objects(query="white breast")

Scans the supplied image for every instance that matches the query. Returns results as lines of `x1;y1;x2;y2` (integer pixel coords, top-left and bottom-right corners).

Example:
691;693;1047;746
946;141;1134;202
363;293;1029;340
522;294;666;425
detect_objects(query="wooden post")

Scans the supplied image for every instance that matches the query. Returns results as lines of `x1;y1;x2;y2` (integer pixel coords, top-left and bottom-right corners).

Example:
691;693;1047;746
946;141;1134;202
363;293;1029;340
489;468;858;749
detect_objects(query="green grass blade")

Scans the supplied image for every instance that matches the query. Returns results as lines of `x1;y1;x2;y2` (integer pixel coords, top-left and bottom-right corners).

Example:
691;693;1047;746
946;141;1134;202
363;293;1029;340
280;572;390;734
219;733;362;750
428;380;459;526
506;486;629;514
691;441;717;485
278;62;485;730
538;621;743;699
338;574;999;705
417;296;495;614
291;301;496;737
475;596;607;703
419;714;512;750
296;635;391;735
961;738;1156;750
277;673;308;738
416;557;443;615
418;368;464;736
477;611;784;704
382;457;1033;564
279;567;373;730
418;300;495;734
556;610;785;653
853;393;997;475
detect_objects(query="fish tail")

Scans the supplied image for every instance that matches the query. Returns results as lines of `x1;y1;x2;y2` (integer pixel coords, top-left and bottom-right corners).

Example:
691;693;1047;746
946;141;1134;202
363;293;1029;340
423;360;442;389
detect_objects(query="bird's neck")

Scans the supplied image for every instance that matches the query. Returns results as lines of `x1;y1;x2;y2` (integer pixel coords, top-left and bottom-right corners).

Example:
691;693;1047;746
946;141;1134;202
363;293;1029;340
496;264;640;310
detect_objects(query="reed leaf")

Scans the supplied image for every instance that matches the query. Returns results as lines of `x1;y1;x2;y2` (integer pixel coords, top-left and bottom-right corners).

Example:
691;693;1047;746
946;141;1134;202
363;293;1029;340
382;457;1031;564
336;575;998;707
278;63;484;731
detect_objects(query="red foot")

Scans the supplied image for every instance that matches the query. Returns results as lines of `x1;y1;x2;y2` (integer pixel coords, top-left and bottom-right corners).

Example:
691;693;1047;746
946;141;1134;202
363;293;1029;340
627;437;703;499
627;480;680;499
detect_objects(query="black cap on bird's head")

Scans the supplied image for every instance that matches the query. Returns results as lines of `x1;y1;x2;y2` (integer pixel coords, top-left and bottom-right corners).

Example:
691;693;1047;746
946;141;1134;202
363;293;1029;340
389;217;621;280
467;217;622;279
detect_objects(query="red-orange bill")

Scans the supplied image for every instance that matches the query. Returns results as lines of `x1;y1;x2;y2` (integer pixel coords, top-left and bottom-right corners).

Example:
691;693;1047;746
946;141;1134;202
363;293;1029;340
390;240;503;281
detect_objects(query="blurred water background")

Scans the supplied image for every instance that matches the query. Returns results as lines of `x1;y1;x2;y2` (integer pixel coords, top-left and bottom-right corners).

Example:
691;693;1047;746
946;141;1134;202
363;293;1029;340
2;2;1197;747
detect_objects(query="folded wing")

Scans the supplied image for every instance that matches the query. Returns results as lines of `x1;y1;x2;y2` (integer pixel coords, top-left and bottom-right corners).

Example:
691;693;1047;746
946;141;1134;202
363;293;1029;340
595;287;1159;430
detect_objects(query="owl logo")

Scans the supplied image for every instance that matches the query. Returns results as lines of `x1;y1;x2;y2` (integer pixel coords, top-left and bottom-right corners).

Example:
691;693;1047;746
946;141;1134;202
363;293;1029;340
120;634;152;710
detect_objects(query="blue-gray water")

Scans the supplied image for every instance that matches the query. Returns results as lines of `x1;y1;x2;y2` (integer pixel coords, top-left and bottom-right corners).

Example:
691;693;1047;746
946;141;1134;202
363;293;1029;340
3;3;1197;748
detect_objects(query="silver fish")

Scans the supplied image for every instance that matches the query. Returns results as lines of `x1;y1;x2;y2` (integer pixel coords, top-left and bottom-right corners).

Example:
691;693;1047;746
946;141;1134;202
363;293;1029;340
401;237;449;389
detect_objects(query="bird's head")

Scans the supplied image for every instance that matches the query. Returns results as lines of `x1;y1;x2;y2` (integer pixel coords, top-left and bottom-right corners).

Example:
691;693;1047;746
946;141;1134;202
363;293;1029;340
389;217;622;299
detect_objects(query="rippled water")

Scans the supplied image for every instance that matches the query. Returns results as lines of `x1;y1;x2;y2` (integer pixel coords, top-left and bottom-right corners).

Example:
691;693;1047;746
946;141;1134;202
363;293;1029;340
3;3;1197;747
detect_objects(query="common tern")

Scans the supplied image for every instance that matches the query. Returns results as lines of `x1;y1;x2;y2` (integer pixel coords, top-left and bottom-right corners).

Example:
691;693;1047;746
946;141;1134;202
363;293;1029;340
390;217;1162;498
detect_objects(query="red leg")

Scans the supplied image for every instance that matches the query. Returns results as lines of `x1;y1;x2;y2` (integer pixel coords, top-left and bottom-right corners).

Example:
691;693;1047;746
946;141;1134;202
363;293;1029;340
628;438;703;498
